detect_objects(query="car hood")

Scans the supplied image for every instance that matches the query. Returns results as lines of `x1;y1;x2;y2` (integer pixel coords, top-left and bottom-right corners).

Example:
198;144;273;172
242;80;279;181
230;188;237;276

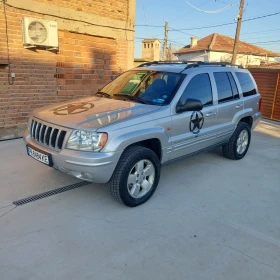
32;96;161;129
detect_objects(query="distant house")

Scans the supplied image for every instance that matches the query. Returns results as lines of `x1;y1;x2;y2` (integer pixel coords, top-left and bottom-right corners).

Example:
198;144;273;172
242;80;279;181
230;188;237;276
174;33;280;66
134;38;161;67
142;38;161;61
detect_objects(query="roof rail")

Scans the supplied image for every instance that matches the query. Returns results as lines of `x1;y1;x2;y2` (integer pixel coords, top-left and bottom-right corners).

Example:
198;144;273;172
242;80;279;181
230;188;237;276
137;60;244;69
184;61;243;69
137;60;194;67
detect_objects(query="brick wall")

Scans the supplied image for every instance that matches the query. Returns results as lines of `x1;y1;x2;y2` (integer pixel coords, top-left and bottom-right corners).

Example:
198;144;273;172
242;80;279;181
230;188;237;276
56;31;121;100
35;0;129;21
0;0;134;139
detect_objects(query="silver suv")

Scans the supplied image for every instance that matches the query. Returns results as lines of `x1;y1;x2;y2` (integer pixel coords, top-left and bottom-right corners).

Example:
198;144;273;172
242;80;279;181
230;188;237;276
24;61;262;207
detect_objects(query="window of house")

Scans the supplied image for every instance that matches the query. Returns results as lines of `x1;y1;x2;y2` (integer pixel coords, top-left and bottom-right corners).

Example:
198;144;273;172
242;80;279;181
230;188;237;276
235;72;257;97
151;43;153;48
214;72;239;103
144;43;146;48
179;73;213;107
148;43;150;48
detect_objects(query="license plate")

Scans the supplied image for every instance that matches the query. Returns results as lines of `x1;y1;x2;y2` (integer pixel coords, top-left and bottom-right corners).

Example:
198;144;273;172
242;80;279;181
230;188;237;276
26;145;53;166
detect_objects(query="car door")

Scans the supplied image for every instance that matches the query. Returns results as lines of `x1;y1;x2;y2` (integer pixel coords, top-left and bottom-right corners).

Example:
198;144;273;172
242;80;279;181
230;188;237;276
170;71;220;160
212;70;244;143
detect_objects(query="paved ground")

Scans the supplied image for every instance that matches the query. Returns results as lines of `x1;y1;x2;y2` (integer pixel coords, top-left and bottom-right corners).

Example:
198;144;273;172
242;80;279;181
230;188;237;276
0;119;280;280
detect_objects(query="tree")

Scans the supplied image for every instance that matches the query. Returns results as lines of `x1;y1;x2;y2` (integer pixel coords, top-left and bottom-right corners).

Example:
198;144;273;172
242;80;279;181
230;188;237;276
166;44;178;61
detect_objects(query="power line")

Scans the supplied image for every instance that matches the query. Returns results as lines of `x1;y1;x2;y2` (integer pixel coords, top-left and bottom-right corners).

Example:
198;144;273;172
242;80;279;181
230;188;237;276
135;24;164;28
169;0;212;23
167;40;187;47
2;0;14;85
184;0;237;14
168;27;196;37
241;35;280;40
169;10;280;31
243;11;280;22
241;28;280;35
169;21;234;31
251;40;280;44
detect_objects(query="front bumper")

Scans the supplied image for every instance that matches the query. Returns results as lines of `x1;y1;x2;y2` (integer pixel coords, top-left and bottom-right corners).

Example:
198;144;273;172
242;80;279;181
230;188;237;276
23;130;121;183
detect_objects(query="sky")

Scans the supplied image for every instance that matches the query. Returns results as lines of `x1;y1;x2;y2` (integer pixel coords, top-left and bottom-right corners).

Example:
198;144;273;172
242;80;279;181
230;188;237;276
134;0;280;58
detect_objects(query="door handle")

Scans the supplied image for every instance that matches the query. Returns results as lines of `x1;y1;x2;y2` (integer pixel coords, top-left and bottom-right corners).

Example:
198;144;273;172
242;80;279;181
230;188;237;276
205;112;216;117
236;104;242;109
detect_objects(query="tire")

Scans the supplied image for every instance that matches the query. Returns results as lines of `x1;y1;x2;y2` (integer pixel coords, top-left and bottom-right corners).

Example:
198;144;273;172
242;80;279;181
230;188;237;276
108;145;161;207
222;122;251;160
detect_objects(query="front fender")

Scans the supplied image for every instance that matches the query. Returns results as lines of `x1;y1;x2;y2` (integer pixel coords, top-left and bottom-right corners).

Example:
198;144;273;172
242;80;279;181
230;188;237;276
103;126;169;154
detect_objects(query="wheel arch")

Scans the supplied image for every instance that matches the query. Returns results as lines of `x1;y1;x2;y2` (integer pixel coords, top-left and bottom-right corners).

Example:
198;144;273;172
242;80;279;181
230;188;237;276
125;138;162;161
239;116;253;128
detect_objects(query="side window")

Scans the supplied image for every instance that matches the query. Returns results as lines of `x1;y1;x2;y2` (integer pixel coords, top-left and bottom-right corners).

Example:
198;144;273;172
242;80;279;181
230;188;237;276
179;73;213;107
214;72;233;103
235;72;257;97
227;72;239;99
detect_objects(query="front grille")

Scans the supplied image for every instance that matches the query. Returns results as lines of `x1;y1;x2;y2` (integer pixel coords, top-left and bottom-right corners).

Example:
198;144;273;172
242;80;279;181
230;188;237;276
30;119;67;150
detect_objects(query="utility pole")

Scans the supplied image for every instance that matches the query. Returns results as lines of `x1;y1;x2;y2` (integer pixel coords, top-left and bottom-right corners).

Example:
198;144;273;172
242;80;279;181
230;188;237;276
162;21;168;61
231;0;245;64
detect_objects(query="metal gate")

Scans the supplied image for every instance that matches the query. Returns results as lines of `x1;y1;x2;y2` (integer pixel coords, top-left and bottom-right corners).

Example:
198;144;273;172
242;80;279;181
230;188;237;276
272;73;280;120
250;69;280;121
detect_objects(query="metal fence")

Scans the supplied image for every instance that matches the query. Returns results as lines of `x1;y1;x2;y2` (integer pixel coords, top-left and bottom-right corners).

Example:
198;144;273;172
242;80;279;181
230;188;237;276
249;68;280;121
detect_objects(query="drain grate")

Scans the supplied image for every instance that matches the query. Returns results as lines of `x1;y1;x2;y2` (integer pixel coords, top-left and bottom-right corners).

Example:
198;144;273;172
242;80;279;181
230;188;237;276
13;181;91;206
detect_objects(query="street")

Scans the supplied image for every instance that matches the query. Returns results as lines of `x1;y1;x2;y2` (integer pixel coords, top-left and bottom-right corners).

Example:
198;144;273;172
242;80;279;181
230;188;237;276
0;119;280;280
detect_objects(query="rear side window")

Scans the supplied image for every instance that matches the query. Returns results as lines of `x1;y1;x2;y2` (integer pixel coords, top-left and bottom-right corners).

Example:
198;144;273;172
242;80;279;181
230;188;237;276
180;73;213;106
227;72;239;99
235;72;257;97
214;72;240;103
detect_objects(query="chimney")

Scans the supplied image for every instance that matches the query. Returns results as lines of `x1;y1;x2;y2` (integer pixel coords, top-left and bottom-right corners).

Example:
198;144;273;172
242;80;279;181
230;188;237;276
190;37;198;48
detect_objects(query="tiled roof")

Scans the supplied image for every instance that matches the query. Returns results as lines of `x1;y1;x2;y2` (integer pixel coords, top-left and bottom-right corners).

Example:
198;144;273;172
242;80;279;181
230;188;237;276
174;33;280;57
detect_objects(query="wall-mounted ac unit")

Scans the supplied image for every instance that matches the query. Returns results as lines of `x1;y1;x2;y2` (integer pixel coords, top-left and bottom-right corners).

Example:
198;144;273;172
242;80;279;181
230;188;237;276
22;17;58;49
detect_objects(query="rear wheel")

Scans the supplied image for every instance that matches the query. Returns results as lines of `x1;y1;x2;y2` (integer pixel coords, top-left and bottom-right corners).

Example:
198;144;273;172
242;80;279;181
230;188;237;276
222;122;251;160
108;146;161;207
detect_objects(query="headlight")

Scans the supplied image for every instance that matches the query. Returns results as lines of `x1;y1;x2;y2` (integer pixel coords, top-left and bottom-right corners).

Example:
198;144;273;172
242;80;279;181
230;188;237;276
66;130;108;151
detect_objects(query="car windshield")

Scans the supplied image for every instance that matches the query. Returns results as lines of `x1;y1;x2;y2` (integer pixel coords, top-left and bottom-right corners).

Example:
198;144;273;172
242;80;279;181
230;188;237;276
97;70;185;105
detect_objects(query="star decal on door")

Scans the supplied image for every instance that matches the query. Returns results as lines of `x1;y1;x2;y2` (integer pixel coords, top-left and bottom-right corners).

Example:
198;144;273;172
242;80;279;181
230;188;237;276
189;111;204;134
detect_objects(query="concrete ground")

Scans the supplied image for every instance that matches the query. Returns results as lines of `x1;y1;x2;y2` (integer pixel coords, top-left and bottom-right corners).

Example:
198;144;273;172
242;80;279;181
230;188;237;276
0;119;280;280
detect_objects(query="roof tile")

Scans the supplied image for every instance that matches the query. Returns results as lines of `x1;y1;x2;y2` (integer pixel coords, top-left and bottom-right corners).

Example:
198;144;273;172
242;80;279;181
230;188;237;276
174;33;280;57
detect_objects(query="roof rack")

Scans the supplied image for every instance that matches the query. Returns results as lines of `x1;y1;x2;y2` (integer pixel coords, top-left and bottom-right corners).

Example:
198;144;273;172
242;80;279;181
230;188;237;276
137;60;243;69
137;61;190;67
183;61;244;69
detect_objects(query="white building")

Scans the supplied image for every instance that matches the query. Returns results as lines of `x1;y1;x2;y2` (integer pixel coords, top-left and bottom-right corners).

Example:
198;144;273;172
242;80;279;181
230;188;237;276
174;33;279;66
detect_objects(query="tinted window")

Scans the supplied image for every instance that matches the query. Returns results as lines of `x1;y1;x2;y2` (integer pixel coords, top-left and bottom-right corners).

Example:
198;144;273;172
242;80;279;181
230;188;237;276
180;73;213;106
235;72;257;97
227;72;239;99
214;72;233;103
101;70;184;105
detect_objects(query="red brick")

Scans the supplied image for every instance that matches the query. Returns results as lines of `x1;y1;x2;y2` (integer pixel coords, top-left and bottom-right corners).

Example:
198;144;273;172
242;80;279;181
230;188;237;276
0;2;129;138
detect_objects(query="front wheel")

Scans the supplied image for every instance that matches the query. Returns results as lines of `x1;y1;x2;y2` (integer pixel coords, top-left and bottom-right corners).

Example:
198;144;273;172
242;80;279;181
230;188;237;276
108;146;161;207
222;122;251;160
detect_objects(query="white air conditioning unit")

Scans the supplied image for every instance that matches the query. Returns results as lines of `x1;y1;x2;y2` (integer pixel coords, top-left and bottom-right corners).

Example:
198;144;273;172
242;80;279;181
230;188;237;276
22;17;58;49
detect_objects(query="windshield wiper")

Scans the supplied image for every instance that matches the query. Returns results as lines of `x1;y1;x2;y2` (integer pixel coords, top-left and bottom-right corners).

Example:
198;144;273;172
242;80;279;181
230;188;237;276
113;94;150;104
134;97;150;104
95;91;111;98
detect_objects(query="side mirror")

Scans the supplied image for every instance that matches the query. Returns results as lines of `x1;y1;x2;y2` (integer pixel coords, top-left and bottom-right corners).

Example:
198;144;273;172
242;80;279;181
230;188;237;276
176;98;203;113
